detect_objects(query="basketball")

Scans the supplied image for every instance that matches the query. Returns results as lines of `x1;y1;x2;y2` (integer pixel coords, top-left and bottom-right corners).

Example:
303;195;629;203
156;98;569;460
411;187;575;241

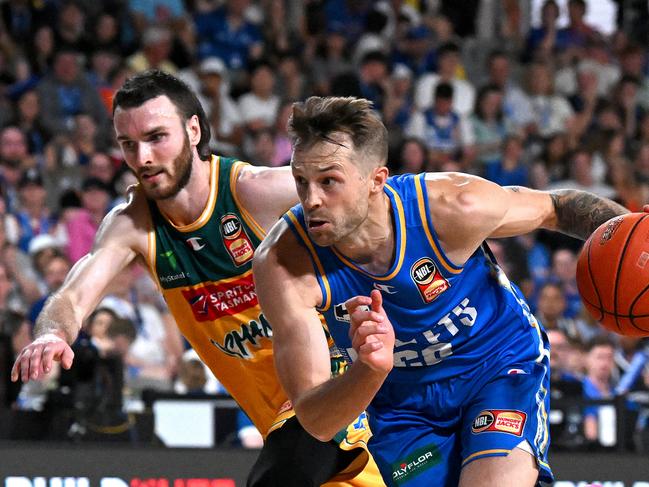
576;212;649;337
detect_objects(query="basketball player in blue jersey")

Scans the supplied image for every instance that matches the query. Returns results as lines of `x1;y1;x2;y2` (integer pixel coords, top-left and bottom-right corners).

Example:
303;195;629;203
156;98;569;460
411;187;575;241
253;96;629;487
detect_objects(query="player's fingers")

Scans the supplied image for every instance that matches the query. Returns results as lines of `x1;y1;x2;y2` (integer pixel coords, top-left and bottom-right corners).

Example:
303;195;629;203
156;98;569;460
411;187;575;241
11;350;26;382
348;310;383;338
359;340;383;355
60;346;75;370
28;346;44;380
19;349;33;383
351;323;388;349
344;295;372;316
370;289;383;312
40;345;58;374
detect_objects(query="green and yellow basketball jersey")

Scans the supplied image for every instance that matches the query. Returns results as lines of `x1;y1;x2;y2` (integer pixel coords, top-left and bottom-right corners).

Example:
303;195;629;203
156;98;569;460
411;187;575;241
143;156;286;435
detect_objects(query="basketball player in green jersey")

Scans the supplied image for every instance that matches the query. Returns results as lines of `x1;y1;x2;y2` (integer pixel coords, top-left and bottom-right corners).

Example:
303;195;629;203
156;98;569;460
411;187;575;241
11;71;383;487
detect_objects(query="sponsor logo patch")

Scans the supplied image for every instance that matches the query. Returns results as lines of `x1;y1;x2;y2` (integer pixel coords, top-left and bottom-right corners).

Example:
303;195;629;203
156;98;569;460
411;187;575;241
209;313;272;359
181;273;258;321
599;216;623;245
373;282;397;294
471;410;527;436
220;214;254;266
185;236;206;251
391;444;441;485
410;258;449;303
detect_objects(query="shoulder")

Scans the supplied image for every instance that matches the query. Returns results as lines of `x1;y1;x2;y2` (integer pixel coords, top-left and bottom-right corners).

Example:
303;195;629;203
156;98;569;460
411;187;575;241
96;185;150;255
424;172;503;215
254;218;322;308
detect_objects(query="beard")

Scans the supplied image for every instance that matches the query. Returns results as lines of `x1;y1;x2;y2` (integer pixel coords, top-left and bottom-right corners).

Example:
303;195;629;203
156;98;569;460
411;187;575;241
140;134;193;201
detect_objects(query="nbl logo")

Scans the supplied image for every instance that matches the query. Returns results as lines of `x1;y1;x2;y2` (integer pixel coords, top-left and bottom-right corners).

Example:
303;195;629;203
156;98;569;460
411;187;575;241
410;257;449;303
220;213;254;266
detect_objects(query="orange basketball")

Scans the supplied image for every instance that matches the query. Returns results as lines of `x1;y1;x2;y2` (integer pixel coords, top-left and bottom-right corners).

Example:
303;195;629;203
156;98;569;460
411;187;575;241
576;212;649;337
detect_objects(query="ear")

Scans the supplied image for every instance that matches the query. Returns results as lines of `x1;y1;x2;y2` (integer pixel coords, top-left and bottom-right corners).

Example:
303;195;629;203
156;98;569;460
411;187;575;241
186;114;201;147
369;166;389;195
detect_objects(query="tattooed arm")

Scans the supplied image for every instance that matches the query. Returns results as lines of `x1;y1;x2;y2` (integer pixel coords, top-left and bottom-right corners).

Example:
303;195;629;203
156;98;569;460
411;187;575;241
547;189;629;240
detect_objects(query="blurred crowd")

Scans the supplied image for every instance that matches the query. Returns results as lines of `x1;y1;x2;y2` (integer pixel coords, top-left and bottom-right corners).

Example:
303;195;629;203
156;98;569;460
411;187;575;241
1;0;649;450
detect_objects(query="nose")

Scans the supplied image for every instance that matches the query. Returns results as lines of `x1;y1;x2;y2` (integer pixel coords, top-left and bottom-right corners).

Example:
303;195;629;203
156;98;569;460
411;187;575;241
303;184;322;210
134;142;153;168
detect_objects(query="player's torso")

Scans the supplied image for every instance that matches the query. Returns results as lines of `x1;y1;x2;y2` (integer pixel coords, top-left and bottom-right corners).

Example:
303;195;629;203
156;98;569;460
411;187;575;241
144;156;286;433
286;173;546;384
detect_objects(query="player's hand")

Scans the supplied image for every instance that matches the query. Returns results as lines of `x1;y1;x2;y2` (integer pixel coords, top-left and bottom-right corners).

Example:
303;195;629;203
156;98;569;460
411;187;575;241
345;290;395;374
11;333;74;383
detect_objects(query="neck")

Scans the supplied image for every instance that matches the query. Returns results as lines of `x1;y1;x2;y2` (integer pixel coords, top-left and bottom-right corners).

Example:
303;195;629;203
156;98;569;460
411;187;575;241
156;157;212;227
335;192;394;275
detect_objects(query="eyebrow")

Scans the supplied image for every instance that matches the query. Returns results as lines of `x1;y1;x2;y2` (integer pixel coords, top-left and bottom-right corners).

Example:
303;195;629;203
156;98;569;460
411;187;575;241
116;126;167;142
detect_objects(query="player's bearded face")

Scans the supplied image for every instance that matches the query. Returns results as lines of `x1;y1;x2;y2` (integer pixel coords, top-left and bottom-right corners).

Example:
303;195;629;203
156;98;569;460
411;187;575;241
138;132;193;200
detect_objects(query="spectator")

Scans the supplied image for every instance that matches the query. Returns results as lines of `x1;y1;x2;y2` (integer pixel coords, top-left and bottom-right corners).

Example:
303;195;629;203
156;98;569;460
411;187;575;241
391;137;428;175
15;168;56;254
127;26;178;74
65;177;112;264
484;134;528;187
331;51;390;111
84;307;120;357
36;49;110;138
470;84;508;167
524;61;574;138
559;0;602;52
54;1;91;55
270;101;293;167
194;0;263;71
26;25;56;77
547;248;583;319
391;25;436;78
101;264;182;392
536;281;589;342
27;254;71;325
310;25;353;96
382;63;416;136
415;42;475;116
484;50;535;133
0;310;32;407
86;152;117;189
524;0;567;62
582;336;617;443
549;149;617;199
238;61;279;133
406;82;474;171
11;90;51;156
248;128;276;167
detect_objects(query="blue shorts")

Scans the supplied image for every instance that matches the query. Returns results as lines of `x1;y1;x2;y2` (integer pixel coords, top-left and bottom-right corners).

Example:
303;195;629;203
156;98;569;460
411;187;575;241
366;352;553;487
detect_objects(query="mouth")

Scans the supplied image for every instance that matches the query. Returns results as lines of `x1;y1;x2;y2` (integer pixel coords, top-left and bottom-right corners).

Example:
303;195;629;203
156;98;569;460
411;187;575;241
140;170;165;183
307;218;330;231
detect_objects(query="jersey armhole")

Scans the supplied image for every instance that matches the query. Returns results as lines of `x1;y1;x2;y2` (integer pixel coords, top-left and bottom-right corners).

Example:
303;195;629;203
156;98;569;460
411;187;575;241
415;174;463;275
230;160;267;241
282;210;331;312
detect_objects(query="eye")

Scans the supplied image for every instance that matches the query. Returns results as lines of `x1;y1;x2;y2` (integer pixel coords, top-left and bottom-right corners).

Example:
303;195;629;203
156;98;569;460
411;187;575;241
321;177;336;187
295;176;307;187
150;133;165;142
121;140;136;152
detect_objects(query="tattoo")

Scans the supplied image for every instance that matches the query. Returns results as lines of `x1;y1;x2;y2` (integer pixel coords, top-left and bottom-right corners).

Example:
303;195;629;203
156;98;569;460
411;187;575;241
507;186;521;193
549;190;629;240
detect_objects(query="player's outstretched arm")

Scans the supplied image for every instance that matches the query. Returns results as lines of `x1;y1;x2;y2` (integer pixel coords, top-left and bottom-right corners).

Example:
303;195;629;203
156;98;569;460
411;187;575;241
253;222;393;442
11;199;142;383
425;173;629;264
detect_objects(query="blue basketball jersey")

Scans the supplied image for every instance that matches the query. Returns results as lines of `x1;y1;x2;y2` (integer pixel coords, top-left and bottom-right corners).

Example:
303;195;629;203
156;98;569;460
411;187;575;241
283;173;549;385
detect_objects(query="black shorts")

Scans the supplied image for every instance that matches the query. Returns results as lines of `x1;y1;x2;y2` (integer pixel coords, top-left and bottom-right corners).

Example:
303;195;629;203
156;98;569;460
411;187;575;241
247;416;362;487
